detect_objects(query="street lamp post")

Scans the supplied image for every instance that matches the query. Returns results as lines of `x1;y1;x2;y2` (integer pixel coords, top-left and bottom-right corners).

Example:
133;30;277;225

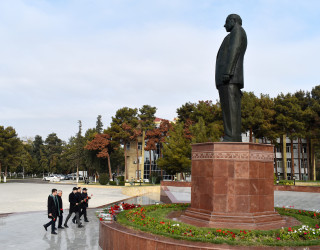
293;175;296;186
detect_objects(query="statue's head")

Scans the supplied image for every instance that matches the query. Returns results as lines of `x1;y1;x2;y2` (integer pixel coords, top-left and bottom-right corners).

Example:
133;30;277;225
224;14;242;32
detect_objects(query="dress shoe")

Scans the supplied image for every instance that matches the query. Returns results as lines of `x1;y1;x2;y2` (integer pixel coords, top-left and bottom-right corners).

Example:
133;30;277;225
43;225;47;231
84;219;89;222
64;224;69;228
78;225;84;228
58;226;64;229
51;231;57;235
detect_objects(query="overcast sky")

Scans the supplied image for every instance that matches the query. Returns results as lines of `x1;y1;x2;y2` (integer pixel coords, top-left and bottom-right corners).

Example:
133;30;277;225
0;0;319;141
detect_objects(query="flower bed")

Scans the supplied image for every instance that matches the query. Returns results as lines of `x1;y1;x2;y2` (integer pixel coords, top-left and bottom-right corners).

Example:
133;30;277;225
110;203;320;247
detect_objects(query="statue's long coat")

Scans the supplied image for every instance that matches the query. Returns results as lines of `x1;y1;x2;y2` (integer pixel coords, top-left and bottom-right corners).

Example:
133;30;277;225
215;24;247;89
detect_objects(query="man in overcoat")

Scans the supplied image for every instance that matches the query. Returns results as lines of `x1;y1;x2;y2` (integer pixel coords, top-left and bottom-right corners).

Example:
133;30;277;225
43;188;59;234
72;187;83;224
215;14;247;142
64;187;83;228
80;188;90;222
57;190;64;229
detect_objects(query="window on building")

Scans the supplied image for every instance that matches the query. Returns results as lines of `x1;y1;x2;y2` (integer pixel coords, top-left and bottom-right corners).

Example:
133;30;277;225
126;142;130;150
276;147;281;153
138;142;142;150
287;160;291;168
286;145;290;153
302;146;307;153
277;161;282;169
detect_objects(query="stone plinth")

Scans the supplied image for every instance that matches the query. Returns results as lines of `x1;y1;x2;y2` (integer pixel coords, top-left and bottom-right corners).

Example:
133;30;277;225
181;142;285;230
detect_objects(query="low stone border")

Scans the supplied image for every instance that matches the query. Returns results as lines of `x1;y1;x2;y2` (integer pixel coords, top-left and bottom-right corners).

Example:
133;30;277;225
99;221;320;250
161;181;192;187
274;185;320;193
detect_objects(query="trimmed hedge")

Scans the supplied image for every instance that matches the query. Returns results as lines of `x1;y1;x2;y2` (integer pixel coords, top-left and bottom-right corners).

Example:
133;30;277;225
99;173;109;185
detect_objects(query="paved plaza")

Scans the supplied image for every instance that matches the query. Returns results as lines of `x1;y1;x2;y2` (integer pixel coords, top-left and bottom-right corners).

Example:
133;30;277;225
0;187;160;250
0;182;130;213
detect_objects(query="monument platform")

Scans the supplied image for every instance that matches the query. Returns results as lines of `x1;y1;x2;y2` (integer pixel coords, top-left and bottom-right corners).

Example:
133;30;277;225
180;142;286;230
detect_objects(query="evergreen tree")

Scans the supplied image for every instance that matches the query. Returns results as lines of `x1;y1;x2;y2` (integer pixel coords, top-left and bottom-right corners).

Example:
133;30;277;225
108;107;138;180
44;133;63;174
241;92;264;142
96;115;103;134
0;126;23;181
157;122;191;176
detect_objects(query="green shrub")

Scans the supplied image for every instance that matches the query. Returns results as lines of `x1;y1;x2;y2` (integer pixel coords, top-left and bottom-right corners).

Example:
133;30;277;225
99;173;109;185
117;176;125;182
109;180;125;186
149;172;162;184
279;180;294;186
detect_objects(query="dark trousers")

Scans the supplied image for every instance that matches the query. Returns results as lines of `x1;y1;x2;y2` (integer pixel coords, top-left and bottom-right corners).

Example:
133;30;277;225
80;207;87;220
44;218;56;232
218;84;242;142
58;214;63;228
74;206;87;220
64;210;80;226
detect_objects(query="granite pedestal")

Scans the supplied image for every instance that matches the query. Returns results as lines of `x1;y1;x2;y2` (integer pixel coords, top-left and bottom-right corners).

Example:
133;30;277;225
181;142;285;230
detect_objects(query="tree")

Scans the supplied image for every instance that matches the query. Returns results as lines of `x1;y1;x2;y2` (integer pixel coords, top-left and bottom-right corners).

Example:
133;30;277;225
241;92;264;142
145;132;158;178
96;115;103;134
85;133;112;180
130;128;142;179
31;135;44;171
139;105;157;178
157;122;191;176
108;107;138;180
75;120;85;182
17;143;34;177
0;126;23;182
274;93;304;179
44;133;63;174
83;128;100;177
177;100;223;141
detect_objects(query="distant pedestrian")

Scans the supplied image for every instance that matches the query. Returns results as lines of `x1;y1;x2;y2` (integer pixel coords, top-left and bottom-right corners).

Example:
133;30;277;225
57;190;64;229
43;188;59;234
79;188;91;222
64;187;83;228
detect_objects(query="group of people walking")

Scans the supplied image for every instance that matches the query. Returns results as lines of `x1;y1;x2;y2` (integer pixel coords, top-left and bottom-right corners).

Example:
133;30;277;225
43;187;91;234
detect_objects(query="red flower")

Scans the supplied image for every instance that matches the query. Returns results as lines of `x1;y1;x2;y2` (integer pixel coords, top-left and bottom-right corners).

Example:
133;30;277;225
99;218;103;221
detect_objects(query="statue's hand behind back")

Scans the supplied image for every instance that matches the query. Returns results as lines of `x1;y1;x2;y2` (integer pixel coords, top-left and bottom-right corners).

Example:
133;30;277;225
222;74;232;83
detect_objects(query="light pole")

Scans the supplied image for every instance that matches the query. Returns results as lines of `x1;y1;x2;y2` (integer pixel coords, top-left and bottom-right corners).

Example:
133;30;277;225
293;175;296;186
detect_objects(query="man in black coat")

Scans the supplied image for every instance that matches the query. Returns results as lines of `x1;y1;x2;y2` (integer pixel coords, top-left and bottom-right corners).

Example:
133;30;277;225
215;14;247;142
43;189;59;234
72;187;84;224
57;190;64;229
79;188;91;222
64;187;83;228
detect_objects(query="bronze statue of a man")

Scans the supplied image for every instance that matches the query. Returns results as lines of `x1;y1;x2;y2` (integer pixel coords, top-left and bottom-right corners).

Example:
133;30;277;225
215;14;247;142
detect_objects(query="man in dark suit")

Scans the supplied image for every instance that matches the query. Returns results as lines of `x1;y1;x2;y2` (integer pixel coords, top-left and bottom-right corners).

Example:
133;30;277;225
215;14;247;142
79;188;91;222
57;190;64;229
43;188;58;234
64;187;83;228
72;187;83;224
